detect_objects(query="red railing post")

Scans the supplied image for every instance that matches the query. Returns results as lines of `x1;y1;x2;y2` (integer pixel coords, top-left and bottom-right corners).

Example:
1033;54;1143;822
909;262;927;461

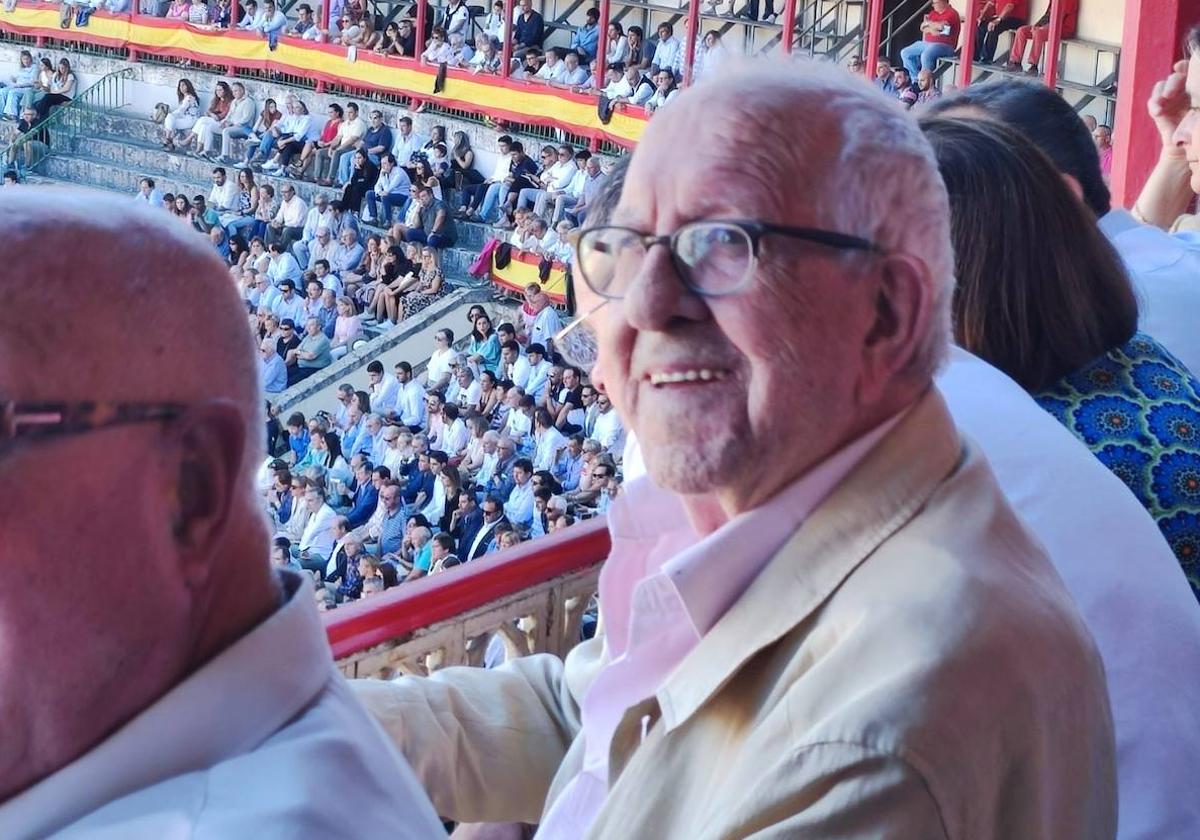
416;0;428;61
319;0;329;34
683;0;701;85
501;0;515;78
232;0;240;29
956;0;981;89
865;0;883;64
1041;0;1063;87
779;0;798;54
596;0;610;83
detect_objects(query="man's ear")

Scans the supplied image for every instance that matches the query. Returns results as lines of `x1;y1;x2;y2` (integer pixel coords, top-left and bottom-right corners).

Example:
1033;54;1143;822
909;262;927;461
857;252;935;406
1060;172;1085;202
170;400;247;589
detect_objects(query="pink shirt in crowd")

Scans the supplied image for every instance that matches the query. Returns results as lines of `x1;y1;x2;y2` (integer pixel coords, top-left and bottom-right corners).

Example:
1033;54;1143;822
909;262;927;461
537;411;905;838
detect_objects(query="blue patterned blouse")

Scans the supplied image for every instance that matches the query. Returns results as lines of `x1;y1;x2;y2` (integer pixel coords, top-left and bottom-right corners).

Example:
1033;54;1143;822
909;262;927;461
1035;333;1200;602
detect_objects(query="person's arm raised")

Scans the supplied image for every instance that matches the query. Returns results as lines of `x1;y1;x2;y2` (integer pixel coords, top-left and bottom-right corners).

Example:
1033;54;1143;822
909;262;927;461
1133;59;1197;229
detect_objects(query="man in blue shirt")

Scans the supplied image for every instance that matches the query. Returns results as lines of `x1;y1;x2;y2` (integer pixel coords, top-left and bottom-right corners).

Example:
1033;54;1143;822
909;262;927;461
403;452;436;507
344;460;379;528
260;337;288;394
372;482;408;557
338;110;393;184
569;8;600;63
512;0;545;58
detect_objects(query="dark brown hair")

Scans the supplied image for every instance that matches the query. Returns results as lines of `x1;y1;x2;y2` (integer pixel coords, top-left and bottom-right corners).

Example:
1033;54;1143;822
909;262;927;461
920;116;1138;392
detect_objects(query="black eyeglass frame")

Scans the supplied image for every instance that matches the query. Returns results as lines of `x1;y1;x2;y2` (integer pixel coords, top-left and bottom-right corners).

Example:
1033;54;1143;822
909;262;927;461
573;218;883;300
1;401;185;455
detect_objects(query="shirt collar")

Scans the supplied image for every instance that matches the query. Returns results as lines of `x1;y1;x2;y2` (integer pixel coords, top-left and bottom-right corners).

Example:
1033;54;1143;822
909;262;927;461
0;571;331;839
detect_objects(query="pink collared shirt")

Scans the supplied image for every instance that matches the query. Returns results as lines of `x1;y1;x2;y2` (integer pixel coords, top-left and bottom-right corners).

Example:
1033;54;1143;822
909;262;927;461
538;413;903;837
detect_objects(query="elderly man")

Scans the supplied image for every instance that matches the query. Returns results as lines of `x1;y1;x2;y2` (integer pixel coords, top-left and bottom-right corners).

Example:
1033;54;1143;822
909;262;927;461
353;62;1116;837
0;190;442;837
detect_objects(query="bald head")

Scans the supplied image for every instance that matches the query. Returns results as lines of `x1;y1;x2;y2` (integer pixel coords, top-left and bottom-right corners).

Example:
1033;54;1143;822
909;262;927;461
1;189;260;423
0;189;276;802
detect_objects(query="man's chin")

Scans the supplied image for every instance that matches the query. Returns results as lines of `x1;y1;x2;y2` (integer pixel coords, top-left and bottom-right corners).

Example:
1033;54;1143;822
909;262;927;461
641;442;733;497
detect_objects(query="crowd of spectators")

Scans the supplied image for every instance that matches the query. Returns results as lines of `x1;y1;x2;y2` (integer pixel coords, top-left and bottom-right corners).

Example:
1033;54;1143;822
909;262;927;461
259;292;625;607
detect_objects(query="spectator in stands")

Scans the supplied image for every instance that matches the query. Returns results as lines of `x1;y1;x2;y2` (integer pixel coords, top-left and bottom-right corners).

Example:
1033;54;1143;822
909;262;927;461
291;102;343;179
571;7;601;63
397;245;448;319
330;226;364;278
926;115;1200;602
206;81;256;162
421;27;453;64
190;194;221;234
623;24;648;70
914;69;942;107
337;109;391;184
6;105;48;171
209;0;234;27
266;183;306;251
0;191;448;833
456;134;509;217
223;169;259;235
974;0;1028;64
264;101;318;173
645;69;679;115
0;51;38;119
511;0;545;60
371;21;403;55
1094;123;1113;181
165;0;191;19
159;78;199;150
650;22;684;82
893;67;918;109
516;48;545;80
929;79;1200;376
236;96;278;167
847;55;864;74
503;457;535;532
399;185;456;251
900;0;961;82
568;155;607;225
259;335;288;392
1003;0;1078;74
312;101;363;185
294;197;332;268
329;295;361;359
552;51;591;89
267;242;303;290
873;58;895;93
695;31;730;81
250;0;288;49
364;152;411;224
287;3;320;39
468;313;501;374
467;33;502;74
604;21;629;67
482;0;506;45
517;144;574;212
603;63;655;110
391;115;425;174
182;81;231;156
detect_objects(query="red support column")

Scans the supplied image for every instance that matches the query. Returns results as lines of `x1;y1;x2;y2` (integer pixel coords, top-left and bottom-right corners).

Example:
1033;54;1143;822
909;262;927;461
779;0;798;54
501;0;515;77
1111;0;1200;207
231;0;240;29
596;0;611;82
1041;0;1063;87
319;0;329;35
683;0;701;85
865;0;884;63
956;0;982;89
416;0;428;61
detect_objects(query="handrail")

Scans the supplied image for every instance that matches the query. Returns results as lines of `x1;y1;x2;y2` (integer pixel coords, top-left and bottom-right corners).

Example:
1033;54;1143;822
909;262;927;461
0;65;134;172
325;514;611;659
881;0;930;56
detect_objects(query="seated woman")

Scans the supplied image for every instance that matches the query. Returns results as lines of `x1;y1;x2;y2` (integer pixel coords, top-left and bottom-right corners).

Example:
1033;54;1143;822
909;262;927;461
329;294;362;360
924;115;1200;601
401;245;449;320
341;149;379;216
370;244;421;327
344;233;384;304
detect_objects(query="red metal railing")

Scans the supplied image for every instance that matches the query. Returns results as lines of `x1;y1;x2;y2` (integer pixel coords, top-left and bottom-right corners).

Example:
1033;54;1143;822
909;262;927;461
324;515;611;659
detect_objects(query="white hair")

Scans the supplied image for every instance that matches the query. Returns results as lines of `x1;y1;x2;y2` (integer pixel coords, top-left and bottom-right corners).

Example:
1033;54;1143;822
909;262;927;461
694;59;955;380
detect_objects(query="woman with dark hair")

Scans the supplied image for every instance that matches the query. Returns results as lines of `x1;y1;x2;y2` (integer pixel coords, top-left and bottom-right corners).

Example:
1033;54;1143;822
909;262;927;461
186;80;234;155
924;115;1200;598
449;130;482;189
341;148;379;215
468;312;501;374
34;57;76;119
160;77;199;149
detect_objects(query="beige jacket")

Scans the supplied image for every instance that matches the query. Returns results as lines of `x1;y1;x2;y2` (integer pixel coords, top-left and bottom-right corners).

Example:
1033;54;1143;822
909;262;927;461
354;390;1116;839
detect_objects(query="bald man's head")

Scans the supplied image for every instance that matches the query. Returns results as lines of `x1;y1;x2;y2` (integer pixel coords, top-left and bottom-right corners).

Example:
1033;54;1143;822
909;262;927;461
0;188;277;803
0;189;260;428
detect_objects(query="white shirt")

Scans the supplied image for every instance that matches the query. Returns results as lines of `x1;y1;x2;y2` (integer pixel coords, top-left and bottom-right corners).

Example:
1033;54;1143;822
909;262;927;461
539;414;900;838
273;194;308;228
525;358;553;402
592;408;624;454
371;372;402;417
299;502;339;558
0;571;444;840
421;473;447;522
503;408;532;442
504;479;535;527
441;417;470;457
398;379;426;428
534;424;567;472
426;347;457;388
510;354;532;390
1099;208;1200;376
488;151;511;183
934;347;1200;839
208;179;238;212
529;306;561;351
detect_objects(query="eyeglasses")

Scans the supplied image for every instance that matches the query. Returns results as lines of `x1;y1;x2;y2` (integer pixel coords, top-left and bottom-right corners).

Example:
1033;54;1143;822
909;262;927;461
574;219;880;301
554;219;881;370
1;400;184;457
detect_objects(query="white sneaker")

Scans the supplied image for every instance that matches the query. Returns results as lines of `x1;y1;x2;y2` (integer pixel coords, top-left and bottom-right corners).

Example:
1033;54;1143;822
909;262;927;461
263;161;281;171
361;211;375;223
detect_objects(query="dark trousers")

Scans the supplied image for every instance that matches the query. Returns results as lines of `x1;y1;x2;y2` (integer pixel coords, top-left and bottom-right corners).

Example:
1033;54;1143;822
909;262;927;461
975;16;1023;63
461;181;491;210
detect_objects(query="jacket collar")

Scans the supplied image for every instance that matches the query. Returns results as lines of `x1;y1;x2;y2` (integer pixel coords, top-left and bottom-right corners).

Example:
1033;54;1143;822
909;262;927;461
656;388;964;730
